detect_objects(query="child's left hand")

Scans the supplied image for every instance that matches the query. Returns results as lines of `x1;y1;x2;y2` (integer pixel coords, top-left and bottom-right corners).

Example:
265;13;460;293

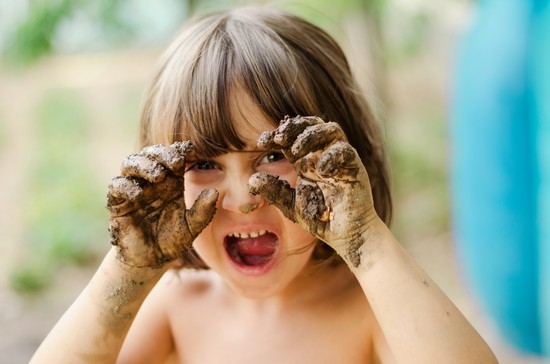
248;115;378;267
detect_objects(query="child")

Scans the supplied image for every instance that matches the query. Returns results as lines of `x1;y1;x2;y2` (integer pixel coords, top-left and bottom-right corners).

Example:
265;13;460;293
31;5;497;363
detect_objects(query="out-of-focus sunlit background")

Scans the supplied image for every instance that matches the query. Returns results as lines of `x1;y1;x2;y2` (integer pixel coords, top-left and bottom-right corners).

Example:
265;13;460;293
0;0;546;363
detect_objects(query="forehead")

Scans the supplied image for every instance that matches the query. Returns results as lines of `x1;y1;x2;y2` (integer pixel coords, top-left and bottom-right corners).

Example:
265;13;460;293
229;87;278;145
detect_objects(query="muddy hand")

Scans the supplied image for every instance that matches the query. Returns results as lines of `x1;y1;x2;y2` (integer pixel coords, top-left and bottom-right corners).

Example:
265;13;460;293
248;116;377;266
107;141;218;268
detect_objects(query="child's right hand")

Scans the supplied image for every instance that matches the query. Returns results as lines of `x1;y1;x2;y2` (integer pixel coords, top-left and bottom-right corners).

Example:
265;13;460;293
106;141;218;269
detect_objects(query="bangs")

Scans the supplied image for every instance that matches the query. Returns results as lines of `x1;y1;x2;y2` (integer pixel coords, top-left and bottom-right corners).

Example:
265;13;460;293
171;11;320;158
174;18;242;158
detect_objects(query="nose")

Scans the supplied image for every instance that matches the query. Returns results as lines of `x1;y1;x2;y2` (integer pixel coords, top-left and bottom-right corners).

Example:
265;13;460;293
220;173;265;214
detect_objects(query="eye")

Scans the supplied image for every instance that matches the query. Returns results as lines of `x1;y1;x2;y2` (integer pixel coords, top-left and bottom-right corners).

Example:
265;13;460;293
260;151;286;164
257;150;294;177
186;159;218;171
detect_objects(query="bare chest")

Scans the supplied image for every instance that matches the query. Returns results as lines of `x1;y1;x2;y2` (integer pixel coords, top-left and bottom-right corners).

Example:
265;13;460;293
169;306;373;364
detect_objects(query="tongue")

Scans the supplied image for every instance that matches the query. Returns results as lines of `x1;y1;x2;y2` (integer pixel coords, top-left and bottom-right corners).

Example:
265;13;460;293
235;234;277;266
236;237;277;256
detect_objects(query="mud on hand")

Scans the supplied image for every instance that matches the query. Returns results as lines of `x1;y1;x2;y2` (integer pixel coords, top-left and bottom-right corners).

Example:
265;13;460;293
247;116;378;267
107;141;218;269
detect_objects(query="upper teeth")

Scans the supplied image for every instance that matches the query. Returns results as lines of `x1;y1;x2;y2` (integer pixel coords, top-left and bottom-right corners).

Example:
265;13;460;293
229;230;267;239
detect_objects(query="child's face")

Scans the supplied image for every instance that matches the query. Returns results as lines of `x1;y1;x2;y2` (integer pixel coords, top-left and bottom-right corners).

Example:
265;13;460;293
183;97;317;299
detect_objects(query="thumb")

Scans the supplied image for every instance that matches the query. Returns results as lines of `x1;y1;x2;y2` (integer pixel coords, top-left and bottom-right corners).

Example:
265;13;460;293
248;172;296;222
186;188;219;236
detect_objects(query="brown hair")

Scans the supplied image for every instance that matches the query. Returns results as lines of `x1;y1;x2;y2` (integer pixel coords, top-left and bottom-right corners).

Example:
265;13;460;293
139;6;392;268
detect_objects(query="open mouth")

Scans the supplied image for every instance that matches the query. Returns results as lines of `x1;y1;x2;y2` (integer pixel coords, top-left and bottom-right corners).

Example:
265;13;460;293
224;230;278;268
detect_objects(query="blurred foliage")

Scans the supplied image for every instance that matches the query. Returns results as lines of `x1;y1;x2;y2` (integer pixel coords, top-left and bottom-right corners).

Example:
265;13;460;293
0;112;5;153
284;0;386;20
388;109;450;241
4;0;80;64
386;11;430;64
10;90;108;294
4;0;156;65
10;259;54;294
2;0;402;65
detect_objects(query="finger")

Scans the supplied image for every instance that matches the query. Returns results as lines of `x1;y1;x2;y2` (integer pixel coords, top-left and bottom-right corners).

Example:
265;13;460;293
274;115;325;148
141;144;185;175
256;130;279;150
156;192;213;264
290;122;347;161
170;141;196;177
186;188;219;237
171;141;196;160
107;176;143;202
248;172;296;222
157;189;217;266
317;141;360;180
121;154;167;183
257;115;324;150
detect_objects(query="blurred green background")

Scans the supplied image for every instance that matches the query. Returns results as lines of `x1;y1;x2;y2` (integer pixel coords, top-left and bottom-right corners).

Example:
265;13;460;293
0;0;535;362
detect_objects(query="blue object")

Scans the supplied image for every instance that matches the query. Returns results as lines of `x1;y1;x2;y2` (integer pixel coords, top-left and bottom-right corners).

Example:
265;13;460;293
450;0;549;355
531;1;550;355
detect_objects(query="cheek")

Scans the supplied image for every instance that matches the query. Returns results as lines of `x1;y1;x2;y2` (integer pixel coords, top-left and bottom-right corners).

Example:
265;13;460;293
184;181;218;258
184;181;204;207
259;160;298;188
282;216;316;249
279;170;298;188
188;212;218;266
191;229;212;257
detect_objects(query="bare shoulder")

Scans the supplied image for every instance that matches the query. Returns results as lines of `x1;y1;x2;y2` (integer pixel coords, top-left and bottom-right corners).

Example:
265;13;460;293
148;268;223;315
119;269;219;363
154;268;219;298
